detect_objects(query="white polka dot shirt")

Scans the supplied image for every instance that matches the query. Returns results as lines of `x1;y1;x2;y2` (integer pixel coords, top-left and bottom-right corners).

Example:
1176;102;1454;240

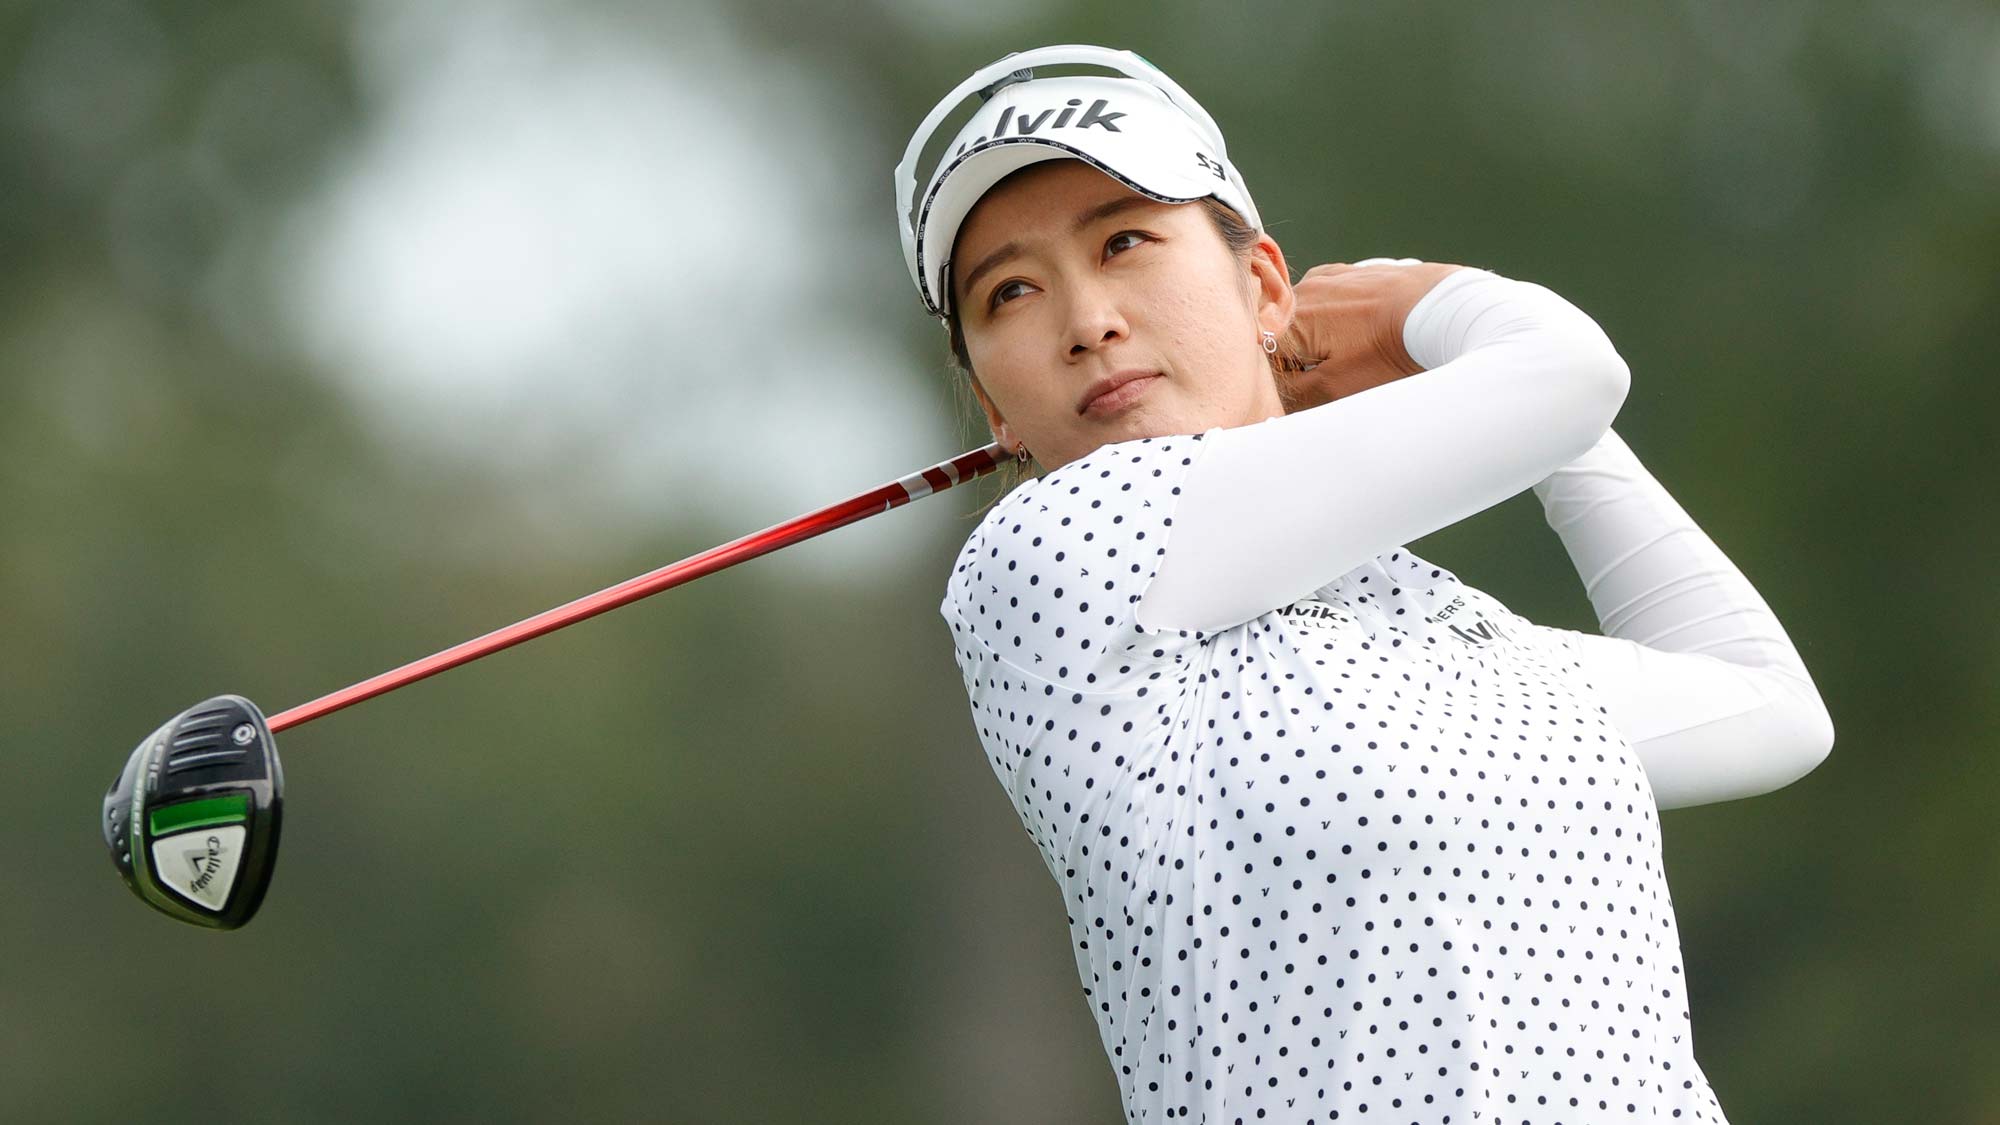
939;270;1831;1123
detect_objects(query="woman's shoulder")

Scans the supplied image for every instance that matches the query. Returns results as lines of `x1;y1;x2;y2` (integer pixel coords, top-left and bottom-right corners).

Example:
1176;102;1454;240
955;432;1213;557
1041;431;1213;488
940;432;1216;680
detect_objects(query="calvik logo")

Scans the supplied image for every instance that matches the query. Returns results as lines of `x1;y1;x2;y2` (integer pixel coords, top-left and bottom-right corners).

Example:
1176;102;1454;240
1429;595;1512;646
955;97;1127;156
1446;618;1512;646
1278;598;1353;631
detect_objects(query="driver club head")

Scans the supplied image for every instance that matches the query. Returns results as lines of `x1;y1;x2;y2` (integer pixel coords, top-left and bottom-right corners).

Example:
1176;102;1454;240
102;695;283;929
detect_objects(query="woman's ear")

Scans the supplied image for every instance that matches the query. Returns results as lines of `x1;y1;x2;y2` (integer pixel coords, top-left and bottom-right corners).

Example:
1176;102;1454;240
1248;234;1296;337
967;375;1017;450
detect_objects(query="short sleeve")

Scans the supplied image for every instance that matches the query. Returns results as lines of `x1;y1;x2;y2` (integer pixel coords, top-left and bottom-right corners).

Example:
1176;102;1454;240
940;433;1213;690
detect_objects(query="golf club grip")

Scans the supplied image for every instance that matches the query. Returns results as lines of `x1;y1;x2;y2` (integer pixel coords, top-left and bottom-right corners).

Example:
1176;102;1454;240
267;442;1015;733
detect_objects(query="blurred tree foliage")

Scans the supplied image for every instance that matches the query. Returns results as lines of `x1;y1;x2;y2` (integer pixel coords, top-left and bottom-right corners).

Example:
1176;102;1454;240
2;0;1995;1122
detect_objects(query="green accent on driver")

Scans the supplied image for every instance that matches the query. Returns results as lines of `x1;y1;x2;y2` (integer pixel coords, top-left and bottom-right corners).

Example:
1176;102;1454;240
149;793;249;837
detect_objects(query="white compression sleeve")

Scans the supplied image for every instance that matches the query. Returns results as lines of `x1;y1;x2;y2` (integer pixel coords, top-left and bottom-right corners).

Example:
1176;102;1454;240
1137;267;1630;633
1535;430;1834;810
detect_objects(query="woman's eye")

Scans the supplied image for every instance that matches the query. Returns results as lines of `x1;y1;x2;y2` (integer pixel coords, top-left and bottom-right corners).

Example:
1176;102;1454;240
991;279;1033;308
1105;230;1152;257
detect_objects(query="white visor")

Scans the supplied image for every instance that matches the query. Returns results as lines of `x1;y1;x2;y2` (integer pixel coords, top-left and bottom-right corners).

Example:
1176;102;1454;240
897;48;1261;319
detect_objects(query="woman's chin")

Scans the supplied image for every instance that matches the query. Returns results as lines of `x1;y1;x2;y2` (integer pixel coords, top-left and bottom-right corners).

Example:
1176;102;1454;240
1052;419;1179;465
1106;407;1200;443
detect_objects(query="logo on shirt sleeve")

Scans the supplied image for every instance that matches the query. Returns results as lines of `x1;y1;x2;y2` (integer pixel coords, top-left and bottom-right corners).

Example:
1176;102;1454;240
1278;599;1354;630
1428;594;1514;645
1445;618;1512;645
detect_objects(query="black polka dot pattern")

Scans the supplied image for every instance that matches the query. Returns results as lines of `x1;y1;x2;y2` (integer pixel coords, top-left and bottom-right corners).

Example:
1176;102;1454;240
941;436;1730;1123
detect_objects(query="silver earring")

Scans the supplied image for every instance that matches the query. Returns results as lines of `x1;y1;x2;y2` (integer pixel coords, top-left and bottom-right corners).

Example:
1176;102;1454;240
1261;329;1278;355
1014;443;1030;464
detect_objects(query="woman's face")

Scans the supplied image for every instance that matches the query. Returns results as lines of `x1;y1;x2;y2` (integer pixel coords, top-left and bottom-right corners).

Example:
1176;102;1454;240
952;160;1294;470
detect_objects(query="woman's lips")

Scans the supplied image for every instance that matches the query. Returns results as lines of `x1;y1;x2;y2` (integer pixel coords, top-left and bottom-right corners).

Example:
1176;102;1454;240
1081;374;1162;417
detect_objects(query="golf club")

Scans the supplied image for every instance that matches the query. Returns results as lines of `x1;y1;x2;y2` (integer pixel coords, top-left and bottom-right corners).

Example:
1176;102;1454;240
103;441;1016;929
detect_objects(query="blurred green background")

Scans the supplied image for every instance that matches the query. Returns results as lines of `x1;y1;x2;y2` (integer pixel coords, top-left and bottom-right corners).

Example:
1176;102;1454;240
4;0;1995;1121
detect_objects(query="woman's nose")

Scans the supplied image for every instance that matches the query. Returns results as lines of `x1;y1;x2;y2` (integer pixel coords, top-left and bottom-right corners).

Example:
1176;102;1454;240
1063;285;1128;358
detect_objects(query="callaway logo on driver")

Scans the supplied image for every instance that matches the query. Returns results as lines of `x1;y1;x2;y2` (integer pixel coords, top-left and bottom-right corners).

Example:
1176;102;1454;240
103;696;282;930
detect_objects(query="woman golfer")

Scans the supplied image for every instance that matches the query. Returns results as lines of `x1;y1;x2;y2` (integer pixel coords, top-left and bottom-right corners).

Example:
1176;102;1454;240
899;46;1833;1123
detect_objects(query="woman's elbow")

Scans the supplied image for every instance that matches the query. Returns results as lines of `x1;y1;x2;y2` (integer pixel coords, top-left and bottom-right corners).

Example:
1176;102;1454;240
1543;340;1630;462
1647;689;1834;810
1777;692;1835;788
1523;282;1632;431
1524;300;1630;453
1730;693;1835;804
1726;690;1835;802
1566;333;1631;432
1595;346;1631;421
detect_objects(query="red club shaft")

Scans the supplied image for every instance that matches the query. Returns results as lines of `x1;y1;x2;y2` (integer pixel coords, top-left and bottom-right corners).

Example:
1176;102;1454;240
268;443;1014;733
